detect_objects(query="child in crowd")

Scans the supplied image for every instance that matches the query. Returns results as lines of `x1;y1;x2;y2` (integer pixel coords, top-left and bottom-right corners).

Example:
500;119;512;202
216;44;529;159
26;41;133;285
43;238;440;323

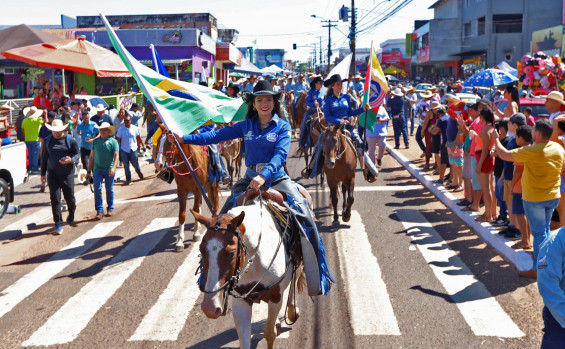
509;125;533;249
431;108;450;183
492;118;509;226
366;105;389;168
459;117;474;205
524;107;535;127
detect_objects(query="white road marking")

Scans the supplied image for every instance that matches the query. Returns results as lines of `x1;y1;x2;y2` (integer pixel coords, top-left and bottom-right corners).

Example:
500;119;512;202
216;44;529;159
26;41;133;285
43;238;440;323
310;185;422;193
22;217;177;347
0;221;122;320
335;210;401;335
129;239;202;341
396;209;524;338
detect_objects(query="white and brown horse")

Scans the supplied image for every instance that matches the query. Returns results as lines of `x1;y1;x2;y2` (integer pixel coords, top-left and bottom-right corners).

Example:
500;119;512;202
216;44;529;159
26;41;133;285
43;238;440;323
194;196;303;349
156;136;220;251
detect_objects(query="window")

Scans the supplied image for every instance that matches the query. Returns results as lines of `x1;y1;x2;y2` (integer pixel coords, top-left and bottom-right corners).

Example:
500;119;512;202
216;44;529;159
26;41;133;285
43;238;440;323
493;14;522;33
464;22;472;38
478;17;485;36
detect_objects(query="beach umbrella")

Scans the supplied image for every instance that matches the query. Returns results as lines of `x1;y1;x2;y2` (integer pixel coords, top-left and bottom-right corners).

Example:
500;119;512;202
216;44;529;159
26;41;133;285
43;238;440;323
462;68;518;87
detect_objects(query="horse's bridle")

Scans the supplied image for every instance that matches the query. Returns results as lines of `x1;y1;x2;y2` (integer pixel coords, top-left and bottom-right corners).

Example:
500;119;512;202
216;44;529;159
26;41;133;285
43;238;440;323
325;126;348;161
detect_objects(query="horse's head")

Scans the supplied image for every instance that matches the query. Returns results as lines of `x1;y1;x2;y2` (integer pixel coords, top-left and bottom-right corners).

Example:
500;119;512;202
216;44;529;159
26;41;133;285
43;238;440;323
322;123;344;169
155;135;175;170
193;210;246;319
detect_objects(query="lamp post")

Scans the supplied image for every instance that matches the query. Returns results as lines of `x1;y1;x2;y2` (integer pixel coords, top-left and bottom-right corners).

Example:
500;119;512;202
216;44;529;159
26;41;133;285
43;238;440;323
311;14;338;74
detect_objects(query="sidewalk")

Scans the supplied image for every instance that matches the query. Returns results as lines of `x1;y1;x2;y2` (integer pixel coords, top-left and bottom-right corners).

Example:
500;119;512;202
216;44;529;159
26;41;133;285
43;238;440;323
384;130;533;272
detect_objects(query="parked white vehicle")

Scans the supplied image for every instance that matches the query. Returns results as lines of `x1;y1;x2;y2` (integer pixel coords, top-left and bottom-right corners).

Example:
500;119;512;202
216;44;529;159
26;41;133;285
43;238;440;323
0;142;28;218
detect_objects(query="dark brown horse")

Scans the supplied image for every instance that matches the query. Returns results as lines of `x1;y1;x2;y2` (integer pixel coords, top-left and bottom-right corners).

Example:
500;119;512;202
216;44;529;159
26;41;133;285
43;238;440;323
158;139;220;251
321;124;356;223
293;93;307;139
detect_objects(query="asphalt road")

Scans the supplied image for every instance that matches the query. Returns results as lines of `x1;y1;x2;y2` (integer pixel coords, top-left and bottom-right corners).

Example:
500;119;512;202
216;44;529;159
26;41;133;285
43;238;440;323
0;139;546;349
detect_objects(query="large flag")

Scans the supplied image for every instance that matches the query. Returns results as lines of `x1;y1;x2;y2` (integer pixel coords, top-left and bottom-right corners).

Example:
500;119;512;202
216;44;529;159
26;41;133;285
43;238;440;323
360;44;389;132
100;14;247;136
320;53;352;96
150;44;170;78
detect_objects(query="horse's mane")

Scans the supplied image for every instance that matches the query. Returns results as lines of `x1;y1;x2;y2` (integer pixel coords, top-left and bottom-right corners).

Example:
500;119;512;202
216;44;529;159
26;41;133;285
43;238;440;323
180;143;207;179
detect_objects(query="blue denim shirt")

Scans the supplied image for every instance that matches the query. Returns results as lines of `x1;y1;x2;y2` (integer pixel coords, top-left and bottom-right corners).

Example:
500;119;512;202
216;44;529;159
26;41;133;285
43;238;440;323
183;115;291;184
322;94;364;125
76;121;99;150
291;81;309;93
537;228;565;327
351;80;364;95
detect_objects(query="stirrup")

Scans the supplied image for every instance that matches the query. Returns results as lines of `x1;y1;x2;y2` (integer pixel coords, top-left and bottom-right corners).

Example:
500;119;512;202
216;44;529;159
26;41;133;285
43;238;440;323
301;168;312;179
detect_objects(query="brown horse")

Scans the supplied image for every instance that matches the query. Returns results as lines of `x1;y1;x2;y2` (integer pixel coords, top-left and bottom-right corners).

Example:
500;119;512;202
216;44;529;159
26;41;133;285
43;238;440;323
284;91;294;125
159;139;220;251
220;138;242;189
293;93;307;139
321;124;356;223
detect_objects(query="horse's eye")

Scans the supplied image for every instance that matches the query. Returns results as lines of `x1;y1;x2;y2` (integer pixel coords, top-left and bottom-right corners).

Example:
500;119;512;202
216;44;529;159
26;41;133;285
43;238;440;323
228;250;236;258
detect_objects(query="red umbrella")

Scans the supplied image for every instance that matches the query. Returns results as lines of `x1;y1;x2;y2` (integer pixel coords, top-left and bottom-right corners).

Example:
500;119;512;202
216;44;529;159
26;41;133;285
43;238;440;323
1;37;131;77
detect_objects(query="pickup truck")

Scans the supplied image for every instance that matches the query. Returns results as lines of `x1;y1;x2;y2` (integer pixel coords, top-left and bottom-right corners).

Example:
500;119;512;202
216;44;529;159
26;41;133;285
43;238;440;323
0;142;28;218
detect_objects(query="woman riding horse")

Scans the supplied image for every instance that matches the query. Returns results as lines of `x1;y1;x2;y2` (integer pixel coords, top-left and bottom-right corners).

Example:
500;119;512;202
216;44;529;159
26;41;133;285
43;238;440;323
298;76;323;150
169;80;334;296
301;74;370;179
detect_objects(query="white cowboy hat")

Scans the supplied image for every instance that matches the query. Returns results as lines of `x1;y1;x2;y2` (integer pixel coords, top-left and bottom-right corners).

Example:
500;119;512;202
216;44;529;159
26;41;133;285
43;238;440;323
45;119;69;132
0;103;14;111
420;90;434;99
95;103;107;112
546;91;565;105
354;73;362;79
96;121;115;135
443;94;461;103
391;88;404;97
78;168;88;183
23;106;43;119
430;101;444;110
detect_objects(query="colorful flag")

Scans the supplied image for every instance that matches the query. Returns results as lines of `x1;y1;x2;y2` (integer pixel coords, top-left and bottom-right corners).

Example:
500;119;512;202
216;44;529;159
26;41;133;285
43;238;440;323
360;44;389;132
100;14;247;136
150;44;170;78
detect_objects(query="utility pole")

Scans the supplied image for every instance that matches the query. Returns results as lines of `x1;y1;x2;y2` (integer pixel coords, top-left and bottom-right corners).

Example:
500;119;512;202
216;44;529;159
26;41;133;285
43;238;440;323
319;36;323;67
349;0;356;77
322;20;338;74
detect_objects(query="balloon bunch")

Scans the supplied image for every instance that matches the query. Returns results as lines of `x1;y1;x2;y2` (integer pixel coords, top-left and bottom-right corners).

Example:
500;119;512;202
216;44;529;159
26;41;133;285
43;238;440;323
518;51;563;95
448;101;470;123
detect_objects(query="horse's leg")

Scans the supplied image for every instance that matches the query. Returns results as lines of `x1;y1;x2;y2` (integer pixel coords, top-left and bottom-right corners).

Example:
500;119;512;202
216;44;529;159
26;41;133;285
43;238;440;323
176;187;188;252
287;265;303;323
228;157;234;189
329;181;339;223
192;192;203;241
232;299;252;349
343;178;355;223
265;295;285;349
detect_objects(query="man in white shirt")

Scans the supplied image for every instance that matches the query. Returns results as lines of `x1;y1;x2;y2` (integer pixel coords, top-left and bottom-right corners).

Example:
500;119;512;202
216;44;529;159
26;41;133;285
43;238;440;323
115;115;144;185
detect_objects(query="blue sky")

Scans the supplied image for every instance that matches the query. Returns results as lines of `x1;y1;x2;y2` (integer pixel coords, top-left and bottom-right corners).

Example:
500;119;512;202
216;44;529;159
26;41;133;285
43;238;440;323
4;0;435;61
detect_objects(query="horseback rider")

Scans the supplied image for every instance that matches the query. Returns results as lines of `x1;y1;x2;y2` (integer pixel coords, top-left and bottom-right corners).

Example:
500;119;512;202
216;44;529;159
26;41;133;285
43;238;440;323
290;73;309;119
301;74;371;179
299;76;323;149
169;80;334;296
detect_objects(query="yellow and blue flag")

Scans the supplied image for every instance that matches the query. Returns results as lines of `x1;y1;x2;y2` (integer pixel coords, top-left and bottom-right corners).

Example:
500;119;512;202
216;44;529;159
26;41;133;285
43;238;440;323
360;45;389;132
100;14;247;136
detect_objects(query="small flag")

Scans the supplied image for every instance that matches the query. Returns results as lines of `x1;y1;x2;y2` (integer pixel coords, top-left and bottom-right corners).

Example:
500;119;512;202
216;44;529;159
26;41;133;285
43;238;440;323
150;44;170;78
360;45;389;132
100;14;247;136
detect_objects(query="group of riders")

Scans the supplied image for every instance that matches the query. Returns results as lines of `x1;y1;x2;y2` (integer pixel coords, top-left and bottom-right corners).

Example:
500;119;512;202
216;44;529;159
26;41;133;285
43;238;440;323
160;72;376;296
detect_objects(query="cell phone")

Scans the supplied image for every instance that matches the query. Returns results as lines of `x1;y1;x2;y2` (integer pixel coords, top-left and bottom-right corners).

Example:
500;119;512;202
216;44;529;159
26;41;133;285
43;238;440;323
60;157;67;161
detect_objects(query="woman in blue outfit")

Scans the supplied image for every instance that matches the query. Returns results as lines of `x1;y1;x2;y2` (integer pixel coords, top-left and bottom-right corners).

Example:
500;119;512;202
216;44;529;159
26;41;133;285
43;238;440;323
302;74;370;179
298;76;323;149
169;80;333;296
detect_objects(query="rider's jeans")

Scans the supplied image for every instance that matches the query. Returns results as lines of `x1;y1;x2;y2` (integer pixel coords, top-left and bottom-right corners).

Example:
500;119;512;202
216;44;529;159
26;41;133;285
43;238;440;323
93;169;115;213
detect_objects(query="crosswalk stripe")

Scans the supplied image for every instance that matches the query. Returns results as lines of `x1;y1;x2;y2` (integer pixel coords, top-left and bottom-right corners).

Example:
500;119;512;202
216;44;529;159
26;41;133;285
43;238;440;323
396;209;525;338
22;217;178;347
335;210;401;336
0;221;123;320
129;239;202;341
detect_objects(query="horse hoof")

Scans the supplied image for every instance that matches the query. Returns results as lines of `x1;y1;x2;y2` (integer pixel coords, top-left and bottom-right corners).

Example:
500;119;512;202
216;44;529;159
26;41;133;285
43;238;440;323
193;233;202;242
342;214;351;223
332;219;340;226
175;245;184;253
275;322;282;336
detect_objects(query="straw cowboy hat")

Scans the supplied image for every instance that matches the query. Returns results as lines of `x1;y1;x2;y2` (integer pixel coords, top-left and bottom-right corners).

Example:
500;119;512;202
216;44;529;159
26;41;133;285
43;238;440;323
443;94;461;103
420;90;434;99
45;119;69;132
0;103;14;111
78;168;88;183
96;121;115;135
354;73;362;79
95;104;107;112
430;101;444;110
407;85;416;92
391;88;404;97
23;106;43;119
546;91;565;105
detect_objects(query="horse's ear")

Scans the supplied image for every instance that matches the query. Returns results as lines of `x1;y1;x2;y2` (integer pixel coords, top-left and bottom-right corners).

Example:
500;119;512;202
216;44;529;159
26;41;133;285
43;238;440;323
192;210;214;228
230;211;245;230
332;123;341;132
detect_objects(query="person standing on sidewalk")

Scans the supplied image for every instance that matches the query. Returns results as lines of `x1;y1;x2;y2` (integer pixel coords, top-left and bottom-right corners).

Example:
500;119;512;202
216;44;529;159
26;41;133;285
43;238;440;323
405;86;418;136
128;103;142;127
389;88;409;149
88;122;119;220
115;115;144;185
76;110;99;177
21;106;46;174
40;119;80;235
142;103;158;150
494;118;565;278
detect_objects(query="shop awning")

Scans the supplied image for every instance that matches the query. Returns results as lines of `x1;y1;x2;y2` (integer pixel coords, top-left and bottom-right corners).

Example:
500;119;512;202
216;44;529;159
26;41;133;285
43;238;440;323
232;56;262;75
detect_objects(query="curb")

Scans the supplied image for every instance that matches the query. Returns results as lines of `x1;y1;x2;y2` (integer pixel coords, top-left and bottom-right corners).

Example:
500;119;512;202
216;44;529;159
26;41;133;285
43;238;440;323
1;159;152;238
386;144;533;272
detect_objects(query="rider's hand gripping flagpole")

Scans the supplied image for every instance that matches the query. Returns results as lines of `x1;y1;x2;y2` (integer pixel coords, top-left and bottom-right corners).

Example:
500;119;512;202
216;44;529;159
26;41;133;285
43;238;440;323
99;13;216;216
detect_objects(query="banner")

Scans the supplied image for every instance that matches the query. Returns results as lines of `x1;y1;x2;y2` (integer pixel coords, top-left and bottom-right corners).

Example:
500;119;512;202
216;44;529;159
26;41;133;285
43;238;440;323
361;44;389;132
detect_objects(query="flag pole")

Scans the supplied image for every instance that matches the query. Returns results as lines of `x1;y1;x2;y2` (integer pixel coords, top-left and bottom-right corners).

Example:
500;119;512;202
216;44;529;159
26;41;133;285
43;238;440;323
362;41;374;157
100;13;216;215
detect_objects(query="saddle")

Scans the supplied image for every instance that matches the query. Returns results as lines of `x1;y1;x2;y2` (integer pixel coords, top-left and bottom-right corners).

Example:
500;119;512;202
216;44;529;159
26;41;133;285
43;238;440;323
236;188;285;208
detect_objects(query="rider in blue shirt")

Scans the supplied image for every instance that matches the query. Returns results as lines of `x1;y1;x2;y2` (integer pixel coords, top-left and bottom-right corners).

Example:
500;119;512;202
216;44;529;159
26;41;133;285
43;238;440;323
299;76;323;149
351;74;364;96
170;80;334;295
302;74;371;179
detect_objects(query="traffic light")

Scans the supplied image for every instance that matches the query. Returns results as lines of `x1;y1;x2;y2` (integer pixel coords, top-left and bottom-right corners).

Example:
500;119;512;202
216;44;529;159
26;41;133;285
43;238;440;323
293;43;297;50
339;5;349;22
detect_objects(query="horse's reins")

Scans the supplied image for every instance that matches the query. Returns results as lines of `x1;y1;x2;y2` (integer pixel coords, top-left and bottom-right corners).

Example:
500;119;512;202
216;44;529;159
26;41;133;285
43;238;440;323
333;128;348;160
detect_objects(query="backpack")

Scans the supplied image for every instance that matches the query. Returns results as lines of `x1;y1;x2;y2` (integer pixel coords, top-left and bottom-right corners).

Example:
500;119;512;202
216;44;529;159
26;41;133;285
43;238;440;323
46;134;74;150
